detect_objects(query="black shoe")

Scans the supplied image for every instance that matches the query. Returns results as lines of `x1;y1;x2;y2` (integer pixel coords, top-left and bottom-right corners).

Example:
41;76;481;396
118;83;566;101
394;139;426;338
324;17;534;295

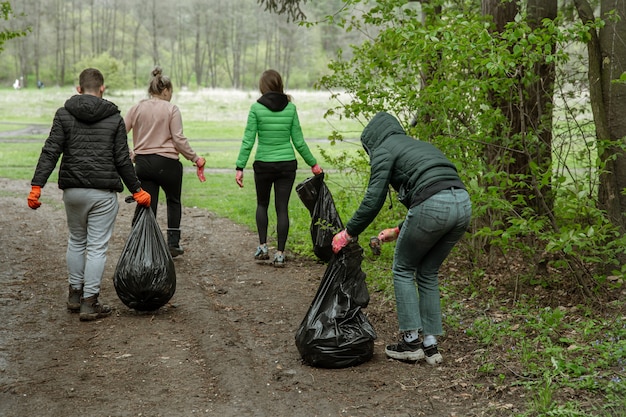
424;344;443;365
167;229;183;257
385;337;424;361
169;245;184;258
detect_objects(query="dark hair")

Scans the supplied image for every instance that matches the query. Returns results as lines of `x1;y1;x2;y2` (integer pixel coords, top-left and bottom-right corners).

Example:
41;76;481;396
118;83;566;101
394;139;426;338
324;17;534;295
79;68;104;92
148;66;172;96
259;69;284;95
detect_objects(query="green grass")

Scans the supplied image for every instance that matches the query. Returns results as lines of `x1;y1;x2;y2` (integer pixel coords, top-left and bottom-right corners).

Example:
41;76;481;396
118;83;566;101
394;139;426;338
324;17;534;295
0;87;365;139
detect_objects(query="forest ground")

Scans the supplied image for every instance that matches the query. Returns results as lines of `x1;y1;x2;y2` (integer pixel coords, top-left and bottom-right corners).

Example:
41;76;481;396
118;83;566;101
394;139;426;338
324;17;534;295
1;177;534;417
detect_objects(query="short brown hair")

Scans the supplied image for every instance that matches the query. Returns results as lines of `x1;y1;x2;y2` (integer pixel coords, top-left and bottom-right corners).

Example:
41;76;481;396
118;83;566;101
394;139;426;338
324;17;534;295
79;68;104;92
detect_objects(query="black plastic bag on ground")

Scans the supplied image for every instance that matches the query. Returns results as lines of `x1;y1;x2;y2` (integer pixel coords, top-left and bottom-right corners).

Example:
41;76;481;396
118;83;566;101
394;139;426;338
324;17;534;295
113;205;176;311
295;242;377;368
296;173;343;263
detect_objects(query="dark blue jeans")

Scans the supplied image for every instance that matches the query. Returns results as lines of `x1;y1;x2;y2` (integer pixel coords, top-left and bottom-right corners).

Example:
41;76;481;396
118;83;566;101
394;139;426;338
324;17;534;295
392;188;472;335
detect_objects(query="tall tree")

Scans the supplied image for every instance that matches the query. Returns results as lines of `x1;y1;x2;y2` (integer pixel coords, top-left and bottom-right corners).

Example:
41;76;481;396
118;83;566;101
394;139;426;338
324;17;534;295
574;0;626;233
54;0;68;85
149;0;160;65
482;0;558;215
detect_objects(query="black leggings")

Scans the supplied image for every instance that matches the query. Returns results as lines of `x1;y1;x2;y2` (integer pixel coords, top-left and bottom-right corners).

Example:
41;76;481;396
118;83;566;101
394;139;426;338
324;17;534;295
253;160;297;252
134;154;183;229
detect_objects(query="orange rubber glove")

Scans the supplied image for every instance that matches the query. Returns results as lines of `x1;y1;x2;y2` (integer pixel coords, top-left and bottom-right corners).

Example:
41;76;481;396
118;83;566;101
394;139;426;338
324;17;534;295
27;185;42;210
311;164;323;176
378;226;400;243
195;157;206;182
235;170;244;188
132;189;152;207
332;229;353;254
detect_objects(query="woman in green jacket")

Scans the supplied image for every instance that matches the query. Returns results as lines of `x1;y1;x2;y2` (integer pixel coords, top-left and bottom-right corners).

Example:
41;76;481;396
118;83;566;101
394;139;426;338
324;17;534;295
332;112;472;365
235;69;323;267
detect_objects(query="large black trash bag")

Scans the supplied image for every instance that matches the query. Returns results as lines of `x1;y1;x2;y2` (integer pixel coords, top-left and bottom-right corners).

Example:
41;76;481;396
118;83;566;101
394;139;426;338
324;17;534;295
296;173;343;263
295;242;377;368
113;205;176;311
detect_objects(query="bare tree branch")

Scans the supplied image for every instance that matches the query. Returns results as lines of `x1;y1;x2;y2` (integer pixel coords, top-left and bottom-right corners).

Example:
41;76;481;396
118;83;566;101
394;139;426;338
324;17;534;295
257;0;307;22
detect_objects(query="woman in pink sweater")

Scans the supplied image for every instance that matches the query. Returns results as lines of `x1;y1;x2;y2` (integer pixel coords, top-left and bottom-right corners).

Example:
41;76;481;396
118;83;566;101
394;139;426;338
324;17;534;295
124;66;205;257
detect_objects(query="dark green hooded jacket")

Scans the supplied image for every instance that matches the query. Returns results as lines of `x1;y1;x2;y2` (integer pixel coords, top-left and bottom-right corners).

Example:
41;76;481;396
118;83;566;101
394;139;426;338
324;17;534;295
345;112;464;237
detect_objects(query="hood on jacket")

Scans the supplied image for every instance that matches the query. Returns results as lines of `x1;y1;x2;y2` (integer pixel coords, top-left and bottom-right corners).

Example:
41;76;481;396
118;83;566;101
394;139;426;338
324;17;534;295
361;112;406;155
64;94;120;123
257;92;289;112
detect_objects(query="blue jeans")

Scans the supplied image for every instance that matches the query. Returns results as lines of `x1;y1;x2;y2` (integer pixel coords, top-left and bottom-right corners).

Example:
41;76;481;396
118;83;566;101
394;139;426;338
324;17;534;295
63;188;119;298
392;188;471;335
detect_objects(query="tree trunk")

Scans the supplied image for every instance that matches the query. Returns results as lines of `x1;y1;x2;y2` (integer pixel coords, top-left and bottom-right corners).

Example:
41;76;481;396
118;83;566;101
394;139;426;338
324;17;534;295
482;0;557;215
150;0;160;65
522;0;557;212
575;0;626;233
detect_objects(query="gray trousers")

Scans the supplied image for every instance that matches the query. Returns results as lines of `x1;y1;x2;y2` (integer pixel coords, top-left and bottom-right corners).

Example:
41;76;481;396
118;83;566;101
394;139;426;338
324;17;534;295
62;188;119;298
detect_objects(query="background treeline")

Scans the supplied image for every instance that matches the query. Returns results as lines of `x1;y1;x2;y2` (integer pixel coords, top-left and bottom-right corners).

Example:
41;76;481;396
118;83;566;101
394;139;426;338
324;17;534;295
1;0;364;89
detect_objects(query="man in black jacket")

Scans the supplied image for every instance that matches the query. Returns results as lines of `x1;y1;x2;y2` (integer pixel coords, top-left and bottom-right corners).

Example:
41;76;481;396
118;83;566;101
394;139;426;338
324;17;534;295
28;68;152;321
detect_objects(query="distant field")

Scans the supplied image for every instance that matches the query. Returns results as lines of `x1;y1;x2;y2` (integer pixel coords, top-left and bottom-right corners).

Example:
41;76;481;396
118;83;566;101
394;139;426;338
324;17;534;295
0;87;365;173
0;87;364;140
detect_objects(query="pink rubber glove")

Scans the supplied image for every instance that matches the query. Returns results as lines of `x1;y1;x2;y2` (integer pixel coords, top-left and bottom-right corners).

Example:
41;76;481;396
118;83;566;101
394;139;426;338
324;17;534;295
196;157;206;183
378;227;400;243
27;185;42;210
235;170;244;188
311;164;323;176
332;229;352;254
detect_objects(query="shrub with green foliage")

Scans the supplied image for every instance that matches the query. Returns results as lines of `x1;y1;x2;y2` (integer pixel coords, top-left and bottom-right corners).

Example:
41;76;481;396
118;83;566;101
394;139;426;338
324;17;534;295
74;53;134;91
316;0;626;293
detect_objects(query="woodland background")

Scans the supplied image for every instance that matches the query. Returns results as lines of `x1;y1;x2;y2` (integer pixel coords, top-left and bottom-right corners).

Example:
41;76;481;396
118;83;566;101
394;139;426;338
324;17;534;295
2;0;362;89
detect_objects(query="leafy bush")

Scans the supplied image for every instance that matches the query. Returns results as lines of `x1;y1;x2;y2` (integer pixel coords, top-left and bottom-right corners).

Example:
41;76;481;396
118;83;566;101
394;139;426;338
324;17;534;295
74;53;134;91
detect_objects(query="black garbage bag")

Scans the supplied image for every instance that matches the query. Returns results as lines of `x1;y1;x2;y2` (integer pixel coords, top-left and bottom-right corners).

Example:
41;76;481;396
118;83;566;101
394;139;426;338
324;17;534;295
296;173;343;263
295;242;377;368
113;205;176;311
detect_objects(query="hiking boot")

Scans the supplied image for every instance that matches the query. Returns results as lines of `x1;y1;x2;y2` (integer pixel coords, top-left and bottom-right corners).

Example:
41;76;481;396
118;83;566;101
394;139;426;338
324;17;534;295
254;245;269;260
424;344;443;365
273;253;285;268
385;337;425;361
79;294;112;321
167;229;184;258
67;285;82;313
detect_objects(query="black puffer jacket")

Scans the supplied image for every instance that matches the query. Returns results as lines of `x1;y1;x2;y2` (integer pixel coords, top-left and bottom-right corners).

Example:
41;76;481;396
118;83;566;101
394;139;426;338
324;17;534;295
31;94;141;193
345;112;464;237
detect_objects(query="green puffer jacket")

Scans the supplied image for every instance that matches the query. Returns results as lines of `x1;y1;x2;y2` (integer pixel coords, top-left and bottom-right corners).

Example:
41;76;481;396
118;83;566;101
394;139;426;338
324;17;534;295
235;92;317;170
345;111;463;237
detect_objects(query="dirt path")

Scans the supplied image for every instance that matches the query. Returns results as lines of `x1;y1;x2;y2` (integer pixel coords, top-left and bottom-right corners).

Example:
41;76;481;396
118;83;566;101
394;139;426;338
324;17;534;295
0;178;518;417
